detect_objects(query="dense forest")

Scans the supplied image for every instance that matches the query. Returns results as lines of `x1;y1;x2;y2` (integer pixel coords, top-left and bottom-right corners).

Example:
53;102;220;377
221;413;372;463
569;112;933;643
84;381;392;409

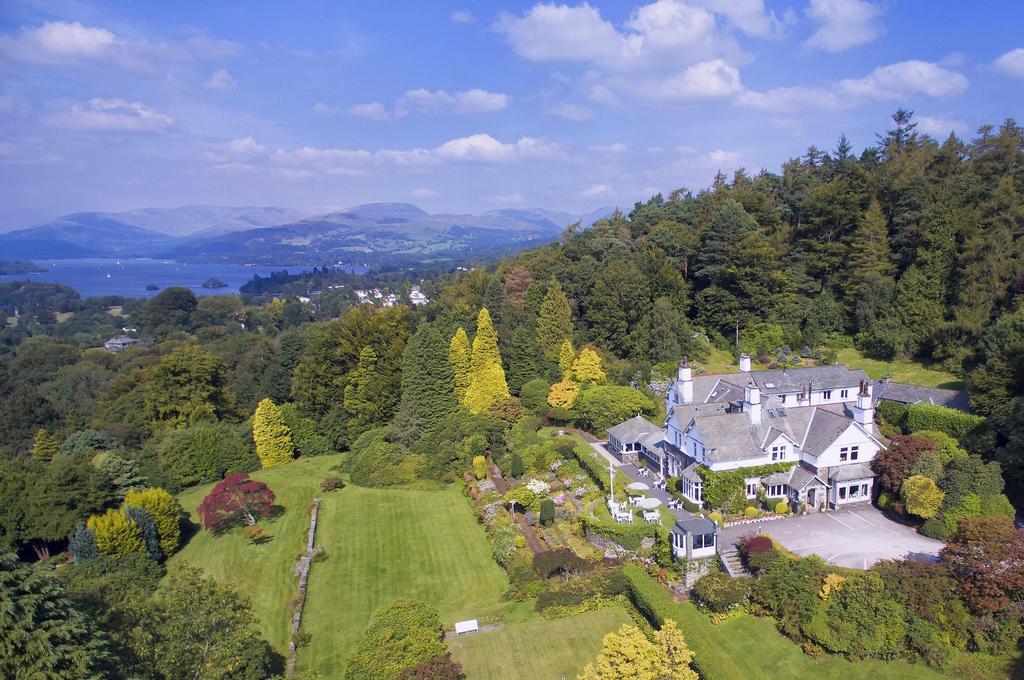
0;110;1022;677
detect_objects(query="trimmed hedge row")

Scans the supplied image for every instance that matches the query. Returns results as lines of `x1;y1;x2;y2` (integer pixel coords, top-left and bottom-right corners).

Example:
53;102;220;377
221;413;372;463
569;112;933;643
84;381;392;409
623;565;720;680
580;515;664;551
906;403;986;440
569;442;610;491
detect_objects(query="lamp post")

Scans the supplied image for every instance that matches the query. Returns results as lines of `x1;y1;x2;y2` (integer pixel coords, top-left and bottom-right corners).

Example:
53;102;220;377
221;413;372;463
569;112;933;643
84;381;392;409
609;462;615;501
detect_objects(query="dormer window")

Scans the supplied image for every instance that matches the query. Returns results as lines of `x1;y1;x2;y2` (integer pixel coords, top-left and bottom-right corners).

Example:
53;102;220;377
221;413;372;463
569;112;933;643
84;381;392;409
771;445;786;461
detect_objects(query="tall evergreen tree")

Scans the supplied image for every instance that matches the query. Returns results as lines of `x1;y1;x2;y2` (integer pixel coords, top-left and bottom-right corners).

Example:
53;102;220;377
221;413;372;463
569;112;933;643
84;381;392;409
0;551;110;677
505;326;541;394
400;322;457;429
464;308;510;414
343;346;385;440
845;198;894;316
558;339;575;379
252;398;294;469
448;327;471;402
695;199;760;286
535;279;573;363
124;505;163;562
30;427;60;462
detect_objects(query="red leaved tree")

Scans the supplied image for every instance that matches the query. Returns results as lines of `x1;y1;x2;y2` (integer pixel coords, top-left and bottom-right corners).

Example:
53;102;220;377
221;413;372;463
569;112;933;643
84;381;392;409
872;435;935;493
197;473;276;532
941;516;1024;614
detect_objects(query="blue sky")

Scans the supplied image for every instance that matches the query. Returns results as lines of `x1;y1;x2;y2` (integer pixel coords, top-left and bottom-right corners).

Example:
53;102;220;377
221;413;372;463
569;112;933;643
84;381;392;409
1;0;1022;228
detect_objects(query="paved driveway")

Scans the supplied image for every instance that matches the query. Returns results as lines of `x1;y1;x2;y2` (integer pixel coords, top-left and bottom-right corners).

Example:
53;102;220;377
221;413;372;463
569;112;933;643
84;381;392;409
719;505;943;570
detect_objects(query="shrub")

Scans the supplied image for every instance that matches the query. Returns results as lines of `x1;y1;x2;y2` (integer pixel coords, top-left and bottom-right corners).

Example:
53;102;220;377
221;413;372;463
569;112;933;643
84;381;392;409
244;526;271;544
901;475;944;520
87;508;144;557
344;600;446;680
708;512;724;525
580;516;666;552
573;385;658;434
399;655;464;680
744;506;758;519
472;455;487;480
742;535;773;555
906;403;986;441
520;378;551;415
533;547;590;579
124;487;183;556
920;518;948;540
539;499;555;527
510;454;524;479
774;500;790;514
197;473;276;532
321;476;345;492
61;428;118;455
546;379;580;409
877;490;892;511
693;572;749;612
875;401;909;433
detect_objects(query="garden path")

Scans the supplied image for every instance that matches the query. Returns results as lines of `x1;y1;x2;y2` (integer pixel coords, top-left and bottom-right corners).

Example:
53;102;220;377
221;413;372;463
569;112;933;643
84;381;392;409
488;464;548;555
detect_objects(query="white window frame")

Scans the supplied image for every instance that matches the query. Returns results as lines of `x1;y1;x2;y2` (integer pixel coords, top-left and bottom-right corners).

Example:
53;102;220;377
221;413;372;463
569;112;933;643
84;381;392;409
771;445;785;461
745;482;758;498
840;389;849;399
850;445;859;461
823;390;832;400
767;484;787;497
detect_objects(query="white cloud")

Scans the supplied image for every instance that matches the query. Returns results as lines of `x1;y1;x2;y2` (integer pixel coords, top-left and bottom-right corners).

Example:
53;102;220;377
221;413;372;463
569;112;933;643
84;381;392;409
411;188;440;198
209;133;561;178
739;60;968;111
916;116;969;137
0;20;239;71
693;0;793;38
706;149;744;167
202;68;237;91
590;142;628;153
450;10;476;24
805;0;884;52
545;102;594;121
582;183;614;197
48;98;175;132
311;102;339;117
495;1;747;104
396;88;509;116
994;48;1024;78
452;88;509;113
349;102;392;121
638;59;742;100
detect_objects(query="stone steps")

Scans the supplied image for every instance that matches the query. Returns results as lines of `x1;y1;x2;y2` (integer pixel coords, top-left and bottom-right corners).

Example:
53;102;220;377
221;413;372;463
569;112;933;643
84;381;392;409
718;545;751;578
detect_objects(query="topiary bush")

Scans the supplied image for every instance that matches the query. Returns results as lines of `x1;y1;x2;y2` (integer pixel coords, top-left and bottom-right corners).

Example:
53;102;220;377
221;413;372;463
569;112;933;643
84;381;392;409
708;511;724;525
774;500;790;514
539;499;555;527
510;454;524;479
744;506;758;519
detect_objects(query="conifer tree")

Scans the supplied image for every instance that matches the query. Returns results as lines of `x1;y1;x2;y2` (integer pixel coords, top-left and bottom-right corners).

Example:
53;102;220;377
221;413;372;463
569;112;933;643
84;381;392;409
124;487;183;556
124;505;163;562
252;398;294;469
464;308;510;413
31;428;60;462
400;322;457;429
505;326;541;394
87;508;145;557
845;198;894;312
343;346;384;439
449;327;471;402
68;523;99;563
535;279;573;363
572;347;606;384
558;339;576;379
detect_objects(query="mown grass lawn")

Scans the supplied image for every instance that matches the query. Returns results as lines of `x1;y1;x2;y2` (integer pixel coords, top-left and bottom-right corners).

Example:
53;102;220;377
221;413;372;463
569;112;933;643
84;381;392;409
171;454;343;654
297;481;515;676
836;347;964;390
449;605;634;680
663;599;943;680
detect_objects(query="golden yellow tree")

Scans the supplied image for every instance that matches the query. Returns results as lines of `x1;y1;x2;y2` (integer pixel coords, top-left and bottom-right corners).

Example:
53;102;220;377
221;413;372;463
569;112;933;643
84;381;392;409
31;428;60;462
547;379;580;409
463;309;510;413
87;508;144;557
125;487;183;556
252;398;294;468
579;620;697;680
572;347;606;384
558;339;576;379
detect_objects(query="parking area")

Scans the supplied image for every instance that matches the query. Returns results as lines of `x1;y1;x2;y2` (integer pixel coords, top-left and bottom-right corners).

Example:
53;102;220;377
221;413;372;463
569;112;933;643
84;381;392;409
719;505;944;570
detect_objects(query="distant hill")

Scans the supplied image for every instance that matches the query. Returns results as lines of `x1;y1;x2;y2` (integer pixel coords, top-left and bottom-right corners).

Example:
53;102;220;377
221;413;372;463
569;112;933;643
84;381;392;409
0;203;615;264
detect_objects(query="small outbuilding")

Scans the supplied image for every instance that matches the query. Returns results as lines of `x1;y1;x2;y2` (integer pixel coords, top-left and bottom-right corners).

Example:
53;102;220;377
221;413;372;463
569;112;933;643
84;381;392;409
670;516;718;560
606;415;662;465
103;335;138;353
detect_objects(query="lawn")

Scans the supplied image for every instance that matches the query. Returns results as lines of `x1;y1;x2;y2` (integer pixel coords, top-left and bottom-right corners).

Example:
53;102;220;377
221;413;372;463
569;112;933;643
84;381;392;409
449;606;634;680
836;347;964;390
661;598;943;680
171;455;342;653
297;481;515;676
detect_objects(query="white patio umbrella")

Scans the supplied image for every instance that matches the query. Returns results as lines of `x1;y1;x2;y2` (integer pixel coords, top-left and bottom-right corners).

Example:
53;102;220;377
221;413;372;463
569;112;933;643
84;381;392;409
636;497;662;509
627;481;649;491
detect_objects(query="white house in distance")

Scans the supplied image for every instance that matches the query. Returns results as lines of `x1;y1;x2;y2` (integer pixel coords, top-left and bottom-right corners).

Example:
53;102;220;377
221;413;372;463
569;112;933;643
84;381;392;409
608;354;885;512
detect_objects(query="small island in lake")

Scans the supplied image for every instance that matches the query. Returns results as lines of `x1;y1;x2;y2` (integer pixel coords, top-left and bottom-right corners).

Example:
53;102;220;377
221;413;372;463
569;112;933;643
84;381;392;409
201;277;228;289
0;259;47;275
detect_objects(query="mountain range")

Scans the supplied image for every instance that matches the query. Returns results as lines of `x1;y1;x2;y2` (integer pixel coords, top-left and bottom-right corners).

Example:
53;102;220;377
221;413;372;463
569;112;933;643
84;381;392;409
0;203;612;265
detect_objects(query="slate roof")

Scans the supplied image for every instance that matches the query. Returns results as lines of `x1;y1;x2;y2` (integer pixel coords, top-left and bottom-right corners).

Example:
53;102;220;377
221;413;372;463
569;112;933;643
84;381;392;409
788;465;827;489
872;380;970;411
680;462;702;482
829;462;874;482
674;516;717;535
670;403;728;425
639;430;665;451
751;365;868;395
606;415;662;443
800;409;856;457
691;407;816;463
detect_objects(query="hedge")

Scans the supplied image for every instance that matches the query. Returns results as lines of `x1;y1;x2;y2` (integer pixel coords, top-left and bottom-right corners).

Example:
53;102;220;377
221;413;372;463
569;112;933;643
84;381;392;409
698;463;792;511
906;403;986;441
623;565;719;680
568;442;610;491
580;515;665;551
875;400;909;433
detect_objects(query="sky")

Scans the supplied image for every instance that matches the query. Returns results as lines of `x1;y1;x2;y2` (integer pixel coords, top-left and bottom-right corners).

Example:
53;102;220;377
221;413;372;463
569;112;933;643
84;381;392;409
0;0;1023;228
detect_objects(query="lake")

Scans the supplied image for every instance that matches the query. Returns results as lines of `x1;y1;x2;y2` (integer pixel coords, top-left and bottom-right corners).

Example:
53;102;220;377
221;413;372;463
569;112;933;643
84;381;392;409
0;258;315;299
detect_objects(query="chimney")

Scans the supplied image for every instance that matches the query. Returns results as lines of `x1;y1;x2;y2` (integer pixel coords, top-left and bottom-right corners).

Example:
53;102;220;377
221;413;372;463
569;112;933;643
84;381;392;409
739;353;752;372
744;381;762;425
853;379;874;425
676;357;693;404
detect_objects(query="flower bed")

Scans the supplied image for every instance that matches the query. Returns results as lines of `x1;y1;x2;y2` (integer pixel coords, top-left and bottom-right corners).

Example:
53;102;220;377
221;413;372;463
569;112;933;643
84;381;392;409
723;513;785;528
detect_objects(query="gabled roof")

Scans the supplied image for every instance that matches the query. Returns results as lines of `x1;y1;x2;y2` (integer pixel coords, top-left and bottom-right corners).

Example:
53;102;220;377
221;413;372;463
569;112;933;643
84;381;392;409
788;465;827;489
872;380;970;412
607;415;661;443
829;462;874;482
800;409;856;457
680;462;702;482
751;365;868;394
693;407;816;463
670;402;727;428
